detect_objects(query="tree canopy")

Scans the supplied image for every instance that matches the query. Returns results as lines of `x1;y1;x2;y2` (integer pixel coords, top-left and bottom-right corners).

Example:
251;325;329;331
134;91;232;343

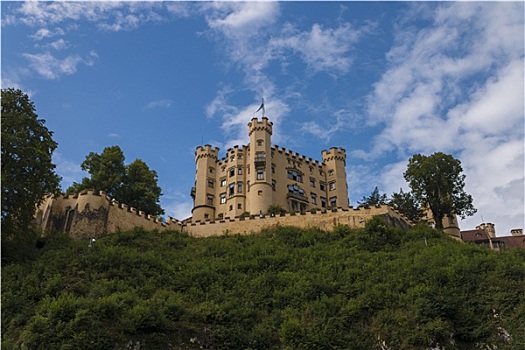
389;188;422;222
68;146;164;216
404;152;476;230
358;186;388;207
1;88;61;235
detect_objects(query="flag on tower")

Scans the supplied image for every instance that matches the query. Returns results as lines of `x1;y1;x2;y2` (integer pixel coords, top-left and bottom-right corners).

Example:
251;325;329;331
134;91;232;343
255;98;265;117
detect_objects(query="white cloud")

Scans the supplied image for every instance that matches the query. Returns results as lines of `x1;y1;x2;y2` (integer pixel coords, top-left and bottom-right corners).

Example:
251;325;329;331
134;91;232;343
144;99;174;110
360;2;524;235
23;51;98;80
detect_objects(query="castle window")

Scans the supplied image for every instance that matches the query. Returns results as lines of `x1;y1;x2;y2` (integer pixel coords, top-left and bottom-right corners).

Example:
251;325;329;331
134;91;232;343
209;167;215;174
229;205;233;211
238;203;242;209
208;179;214;188
320;182;326;191
229;183;235;196
220;178;226;187
220;193;226;204
287;169;303;182
238;154;243;160
320;170;325;176
309;166;314;173
218;213;224;219
310;178;316;188
207;194;214;205
257;169;264;180
330;197;337;207
271;164;275;173
237;182;243;193
230;155;235;162
321;197;327;208
311;193;317;204
328;170;334;176
229;167;235;177
272;180;276;191
258;190;263;196
238;167;242;175
247;181;250;191
204;214;209;219
257;139;264;146
329;182;336;191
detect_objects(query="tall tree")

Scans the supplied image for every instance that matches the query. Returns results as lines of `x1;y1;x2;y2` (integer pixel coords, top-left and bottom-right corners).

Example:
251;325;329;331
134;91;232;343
68;146;164;216
1;88;61;234
358;186;388;207
118;159;164;216
404;152;476;230
389;188;422;222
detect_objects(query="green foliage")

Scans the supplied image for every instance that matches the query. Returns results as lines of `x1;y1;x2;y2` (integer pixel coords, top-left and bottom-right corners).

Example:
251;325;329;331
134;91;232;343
2;224;524;349
404;152;476;229
268;204;286;215
1;88;61;236
68;146;164;216
389;188;422;222
358;186;388;207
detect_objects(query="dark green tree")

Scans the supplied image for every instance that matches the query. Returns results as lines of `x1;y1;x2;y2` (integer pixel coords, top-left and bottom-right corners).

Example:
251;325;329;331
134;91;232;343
358;186;388;207
389;188;422;222
68;145;126;198
1;88;61;234
118;159;163;216
68;146;164;216
404;152;476;230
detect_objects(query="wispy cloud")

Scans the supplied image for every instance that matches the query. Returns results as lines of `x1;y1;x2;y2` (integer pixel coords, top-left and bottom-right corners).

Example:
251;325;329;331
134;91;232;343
144;99;174;110
358;2;524;234
23;51;98;80
107;133;120;138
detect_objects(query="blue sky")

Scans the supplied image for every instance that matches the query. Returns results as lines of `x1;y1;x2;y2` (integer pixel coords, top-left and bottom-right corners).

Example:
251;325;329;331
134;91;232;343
2;1;524;236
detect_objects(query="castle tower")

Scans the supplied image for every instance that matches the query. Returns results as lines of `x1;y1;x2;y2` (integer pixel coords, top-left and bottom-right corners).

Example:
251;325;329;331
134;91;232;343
476;223;496;238
192;145;219;221
248;117;273;215
321;147;349;208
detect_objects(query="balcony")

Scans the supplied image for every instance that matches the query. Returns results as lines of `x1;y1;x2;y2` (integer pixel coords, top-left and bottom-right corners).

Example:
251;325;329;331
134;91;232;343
254;155;266;168
287;192;308;203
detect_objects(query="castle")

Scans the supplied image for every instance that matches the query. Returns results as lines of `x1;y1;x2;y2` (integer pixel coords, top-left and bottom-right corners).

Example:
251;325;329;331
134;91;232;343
191;117;349;222
35;116;414;239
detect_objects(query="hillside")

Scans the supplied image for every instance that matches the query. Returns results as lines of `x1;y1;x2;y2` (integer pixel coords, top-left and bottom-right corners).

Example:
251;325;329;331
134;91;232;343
2;219;524;350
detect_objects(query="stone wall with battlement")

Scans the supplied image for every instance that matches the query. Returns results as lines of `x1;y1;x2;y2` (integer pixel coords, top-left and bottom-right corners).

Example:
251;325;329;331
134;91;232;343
35;191;412;240
35;190;183;239
185;205;411;237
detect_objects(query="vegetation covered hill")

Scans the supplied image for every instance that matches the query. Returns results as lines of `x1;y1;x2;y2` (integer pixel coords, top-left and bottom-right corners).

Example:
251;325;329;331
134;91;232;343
2;219;524;349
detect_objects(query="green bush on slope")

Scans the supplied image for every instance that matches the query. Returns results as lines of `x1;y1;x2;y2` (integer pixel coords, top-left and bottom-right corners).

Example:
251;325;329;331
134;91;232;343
2;222;524;349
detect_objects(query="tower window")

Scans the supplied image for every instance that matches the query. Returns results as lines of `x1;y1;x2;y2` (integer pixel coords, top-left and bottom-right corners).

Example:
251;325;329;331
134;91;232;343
238;167;242;175
320;182;326;191
311;193;317;204
271;164;275;173
237;182;243;193
204;214;209;219
258;190;263;196
272;180;276;191
220;193;226;204
209;167;215;174
329;182;336;191
287;169;303;182
238;203;242;209
321;197;327;208
229;167;235;177
220;178;226;187
310;178;316;188
229;205;233;211
257;139;264;146
208;179;214;188
207;194;214;205
330;197;337;207
328;170;334;176
229;183;235;196
257;169;264;180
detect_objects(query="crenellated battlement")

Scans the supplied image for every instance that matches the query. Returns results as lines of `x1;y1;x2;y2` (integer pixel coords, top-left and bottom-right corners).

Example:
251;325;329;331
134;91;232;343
248;117;273;136
184;204;412;237
35;191;183;239
322;147;346;162
195;144;219;161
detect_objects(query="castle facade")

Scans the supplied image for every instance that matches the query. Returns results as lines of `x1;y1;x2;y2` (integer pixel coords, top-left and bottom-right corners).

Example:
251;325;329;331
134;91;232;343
191;117;349;222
